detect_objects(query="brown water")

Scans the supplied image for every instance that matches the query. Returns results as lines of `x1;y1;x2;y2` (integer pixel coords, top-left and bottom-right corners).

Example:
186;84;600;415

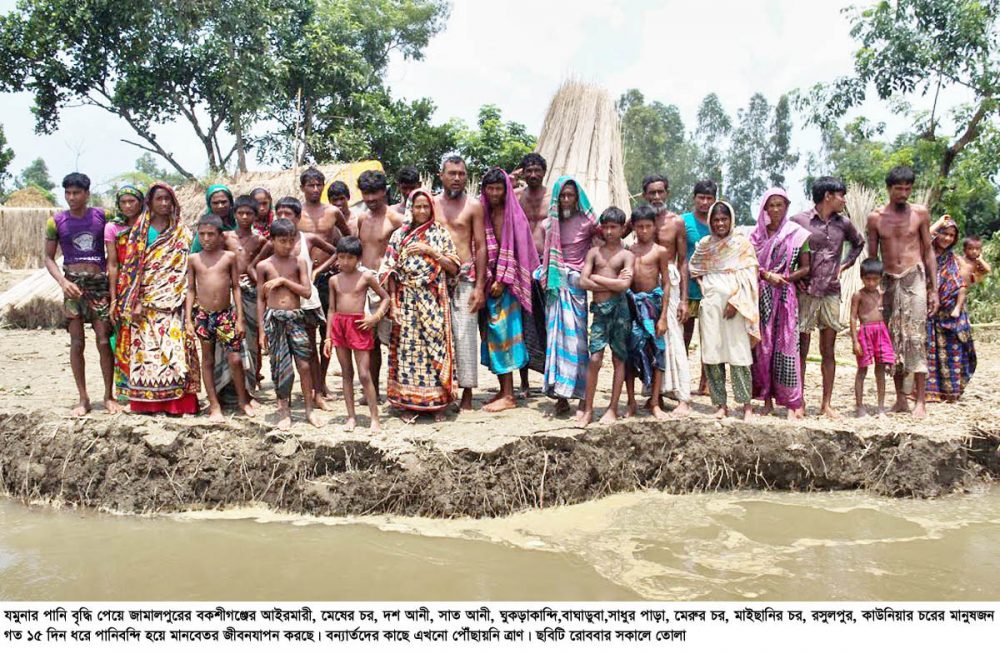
2;489;1000;601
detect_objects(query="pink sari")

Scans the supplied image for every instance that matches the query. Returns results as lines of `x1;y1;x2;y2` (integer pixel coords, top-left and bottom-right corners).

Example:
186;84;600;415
749;187;810;409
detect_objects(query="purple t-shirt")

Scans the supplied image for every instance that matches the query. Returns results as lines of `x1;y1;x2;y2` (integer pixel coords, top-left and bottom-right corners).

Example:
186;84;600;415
46;208;107;268
559;213;600;270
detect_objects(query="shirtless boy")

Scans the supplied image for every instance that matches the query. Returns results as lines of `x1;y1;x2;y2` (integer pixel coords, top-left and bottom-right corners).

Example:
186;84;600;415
233;195;266;391
323;236;389;434
256;218;324;429
865;165;937;417
643;174;691;414
624;205;671;420
185;215;253;422
850;258;895;418
435;156;487;410
578;207;635;427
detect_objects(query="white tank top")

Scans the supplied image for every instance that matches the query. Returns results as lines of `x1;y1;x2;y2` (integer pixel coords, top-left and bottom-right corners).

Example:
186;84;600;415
299;232;321;310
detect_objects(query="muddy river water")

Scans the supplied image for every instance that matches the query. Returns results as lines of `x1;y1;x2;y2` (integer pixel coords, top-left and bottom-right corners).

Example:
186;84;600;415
2;489;1000;601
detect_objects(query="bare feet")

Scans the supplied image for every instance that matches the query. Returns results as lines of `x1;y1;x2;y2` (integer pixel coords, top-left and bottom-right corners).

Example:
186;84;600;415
307;412;325;428
71;398;91;417
401;411;419;424
369;421;381;434
820;405;841;420
625;403;638;418
892;397;909;413
483;395;517;413
599;408;618;424
671;402;691;417
713;406;728;419
105;398;124;415
276;408;292;430
575;409;593;427
208;406;225;424
249;397;262;410
855;406;868;418
459;389;474;411
433;411;447;422
787;409;801;422
344;417;356;432
651;405;670;420
742;405;754;421
911;402;927;419
241;403;256;418
313;394;329;411
760;400;773;416
554;398;571;415
876;408;888;419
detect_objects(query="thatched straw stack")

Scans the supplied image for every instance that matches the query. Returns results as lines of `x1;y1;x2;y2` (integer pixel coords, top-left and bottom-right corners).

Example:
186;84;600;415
840;183;881;325
536;80;631;213
4;186;55;208
0;207;58;269
173;161;383;223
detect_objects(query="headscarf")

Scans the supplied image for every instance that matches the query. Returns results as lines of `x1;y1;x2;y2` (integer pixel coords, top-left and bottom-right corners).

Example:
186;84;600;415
750;186;810;269
538;175;597;293
689;200;760;344
479;169;541;314
204;183;235;225
112;185;145;226
933;215;960;252
118;182;191;314
380;188;460;285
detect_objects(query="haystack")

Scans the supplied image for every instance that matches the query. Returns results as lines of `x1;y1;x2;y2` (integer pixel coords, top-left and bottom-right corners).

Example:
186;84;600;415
536;80;631;213
0;207;58;269
840;183;881;326
3;186;56;208
173;160;383;222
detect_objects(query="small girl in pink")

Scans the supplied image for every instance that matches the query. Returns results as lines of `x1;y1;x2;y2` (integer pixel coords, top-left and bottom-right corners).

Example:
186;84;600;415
850;257;896;417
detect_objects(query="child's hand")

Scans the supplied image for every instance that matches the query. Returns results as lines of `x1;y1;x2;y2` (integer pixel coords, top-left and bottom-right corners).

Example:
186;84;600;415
723;304;737;320
357;314;380;331
258;336;268;355
853;340;863;357
263;278;284;293
655;316;668;337
235;321;245;339
323;338;333;358
185;321;195;338
951;306;961;318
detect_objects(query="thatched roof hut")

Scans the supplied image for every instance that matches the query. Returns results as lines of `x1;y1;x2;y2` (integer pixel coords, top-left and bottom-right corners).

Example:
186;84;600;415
536;80;631;213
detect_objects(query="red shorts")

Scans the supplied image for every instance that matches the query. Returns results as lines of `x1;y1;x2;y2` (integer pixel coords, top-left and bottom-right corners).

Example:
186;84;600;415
856;321;896;368
328;313;374;351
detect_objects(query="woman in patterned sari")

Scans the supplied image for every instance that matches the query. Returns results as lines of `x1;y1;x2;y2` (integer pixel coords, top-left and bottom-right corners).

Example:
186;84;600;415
749;187;811;419
106;185;145;404
380;189;461;421
926;216;976;401
117;182;200;414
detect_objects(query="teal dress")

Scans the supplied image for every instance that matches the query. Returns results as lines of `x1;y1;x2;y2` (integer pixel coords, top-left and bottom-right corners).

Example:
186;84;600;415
683;212;711;301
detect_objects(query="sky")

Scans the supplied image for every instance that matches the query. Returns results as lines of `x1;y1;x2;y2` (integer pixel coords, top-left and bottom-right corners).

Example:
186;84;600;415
0;0;964;210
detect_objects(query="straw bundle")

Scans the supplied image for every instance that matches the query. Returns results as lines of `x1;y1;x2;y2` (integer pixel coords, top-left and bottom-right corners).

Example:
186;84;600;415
840;183;881;325
4;186;55;208
536;80;631;213
0;207;58;269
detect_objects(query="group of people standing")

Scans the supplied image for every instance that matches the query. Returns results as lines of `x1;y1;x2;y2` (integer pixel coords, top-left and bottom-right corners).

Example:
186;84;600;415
43;158;987;431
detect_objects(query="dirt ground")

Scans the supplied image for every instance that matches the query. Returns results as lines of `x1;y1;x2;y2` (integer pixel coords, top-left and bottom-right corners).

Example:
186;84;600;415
1;326;998;516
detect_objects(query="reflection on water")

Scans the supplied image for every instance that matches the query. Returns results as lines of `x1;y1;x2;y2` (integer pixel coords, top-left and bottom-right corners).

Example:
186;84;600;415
2;488;1000;600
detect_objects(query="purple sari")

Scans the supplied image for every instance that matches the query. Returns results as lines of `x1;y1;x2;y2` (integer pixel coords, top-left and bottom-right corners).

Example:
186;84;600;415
750;187;810;409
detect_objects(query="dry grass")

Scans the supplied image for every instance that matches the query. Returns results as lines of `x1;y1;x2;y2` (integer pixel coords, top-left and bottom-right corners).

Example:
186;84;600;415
3;296;64;329
536;79;631;212
0;208;57;269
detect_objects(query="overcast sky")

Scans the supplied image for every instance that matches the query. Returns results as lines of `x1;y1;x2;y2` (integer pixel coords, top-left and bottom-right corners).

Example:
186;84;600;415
0;0;962;210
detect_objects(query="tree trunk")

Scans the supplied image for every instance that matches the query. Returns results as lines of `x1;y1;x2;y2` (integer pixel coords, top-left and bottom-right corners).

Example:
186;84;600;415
929;99;990;208
235;118;248;173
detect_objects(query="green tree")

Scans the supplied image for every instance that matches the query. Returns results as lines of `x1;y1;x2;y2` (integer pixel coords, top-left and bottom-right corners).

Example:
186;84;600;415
694;93;731;188
454;105;536;176
796;0;999;208
617;89;699;212
763;95;799;187
726;94;771;223
18;157;53;191
0;124;14;197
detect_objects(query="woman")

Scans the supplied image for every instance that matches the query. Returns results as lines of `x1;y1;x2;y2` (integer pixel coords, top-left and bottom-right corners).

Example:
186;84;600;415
537;176;600;416
689;201;760;420
749;187;811;419
191;183;236;253
117;182;200;414
926;216;977;401
380;189;460;421
106;185;145;403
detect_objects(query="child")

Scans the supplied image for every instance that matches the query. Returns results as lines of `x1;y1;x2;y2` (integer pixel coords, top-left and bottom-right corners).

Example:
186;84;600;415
850;258;896;417
625;205;671;420
322;236;389;433
960;234;991;286
233;194;267;392
185;215;253;422
43;172;120;416
256;218;323;429
577;207;635;427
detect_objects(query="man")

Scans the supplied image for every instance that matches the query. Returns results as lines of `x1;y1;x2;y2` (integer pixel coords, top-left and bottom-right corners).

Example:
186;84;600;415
435;155;487;411
865;165;937;418
792;176;865;419
298;166;348;397
44;172;119;416
355;169;406;402
641;174;691;415
513;152;550;395
680;180;718;395
479;168;541;412
538;176;601;417
389;165;422;214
